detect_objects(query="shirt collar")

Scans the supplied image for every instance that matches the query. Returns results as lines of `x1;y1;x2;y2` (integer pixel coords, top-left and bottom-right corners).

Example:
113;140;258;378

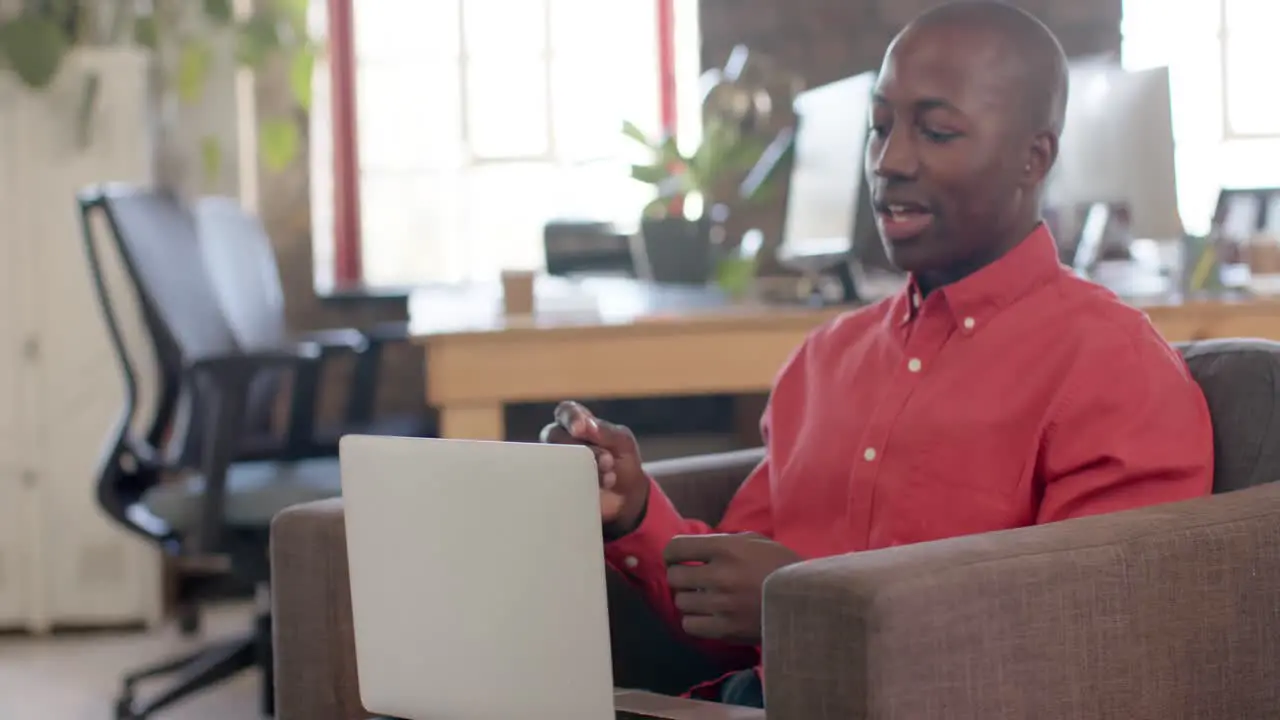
895;223;1065;332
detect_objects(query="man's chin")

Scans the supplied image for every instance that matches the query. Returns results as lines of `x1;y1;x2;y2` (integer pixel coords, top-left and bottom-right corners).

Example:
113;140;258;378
880;235;935;274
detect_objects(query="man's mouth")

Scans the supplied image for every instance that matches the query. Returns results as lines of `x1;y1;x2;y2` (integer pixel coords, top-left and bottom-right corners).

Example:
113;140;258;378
874;201;935;242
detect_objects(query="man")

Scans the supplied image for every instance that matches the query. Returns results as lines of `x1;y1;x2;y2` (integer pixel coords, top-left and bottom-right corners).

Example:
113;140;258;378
544;1;1214;709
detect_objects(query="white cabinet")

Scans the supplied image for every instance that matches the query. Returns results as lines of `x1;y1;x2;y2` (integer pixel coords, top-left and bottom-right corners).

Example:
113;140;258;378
0;50;163;633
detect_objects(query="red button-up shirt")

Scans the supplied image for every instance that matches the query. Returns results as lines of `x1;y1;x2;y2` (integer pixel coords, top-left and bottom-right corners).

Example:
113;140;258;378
604;224;1214;694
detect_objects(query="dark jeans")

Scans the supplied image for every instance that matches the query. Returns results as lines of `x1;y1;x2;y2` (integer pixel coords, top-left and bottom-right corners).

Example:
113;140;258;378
718;668;765;708
606;568;762;707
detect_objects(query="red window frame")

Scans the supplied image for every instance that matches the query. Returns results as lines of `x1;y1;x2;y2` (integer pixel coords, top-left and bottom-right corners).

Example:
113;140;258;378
324;0;679;287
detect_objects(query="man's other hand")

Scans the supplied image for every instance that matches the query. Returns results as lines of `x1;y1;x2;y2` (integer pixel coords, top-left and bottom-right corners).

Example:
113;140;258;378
540;401;649;534
664;533;801;645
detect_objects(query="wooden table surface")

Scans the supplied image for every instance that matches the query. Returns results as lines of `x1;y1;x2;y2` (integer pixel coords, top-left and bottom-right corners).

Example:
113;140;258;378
409;277;1280;439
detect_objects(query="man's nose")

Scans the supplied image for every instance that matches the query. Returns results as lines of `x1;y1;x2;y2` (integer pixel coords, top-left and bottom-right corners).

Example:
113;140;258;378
871;127;919;180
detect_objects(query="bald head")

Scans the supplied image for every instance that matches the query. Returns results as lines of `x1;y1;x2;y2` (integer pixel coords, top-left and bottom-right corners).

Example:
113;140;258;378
864;2;1070;287
901;1;1069;137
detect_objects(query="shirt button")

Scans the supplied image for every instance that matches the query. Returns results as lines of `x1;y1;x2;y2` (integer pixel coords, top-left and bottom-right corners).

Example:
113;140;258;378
963;317;976;330
624;556;639;569
863;447;877;461
907;358;922;373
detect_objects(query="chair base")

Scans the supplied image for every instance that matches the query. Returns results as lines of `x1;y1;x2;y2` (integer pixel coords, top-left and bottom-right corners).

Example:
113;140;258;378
113;611;273;719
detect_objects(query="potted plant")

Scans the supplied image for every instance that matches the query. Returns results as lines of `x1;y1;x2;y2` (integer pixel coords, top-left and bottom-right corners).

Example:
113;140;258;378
623;115;773;286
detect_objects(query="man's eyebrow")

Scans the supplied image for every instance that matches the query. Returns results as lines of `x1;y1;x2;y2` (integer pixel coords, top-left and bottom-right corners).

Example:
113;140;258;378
914;97;960;113
870;94;960;115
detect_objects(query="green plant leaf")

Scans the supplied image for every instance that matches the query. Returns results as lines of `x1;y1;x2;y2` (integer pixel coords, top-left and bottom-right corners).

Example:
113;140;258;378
288;46;314;110
201;135;223;186
630;163;668;185
133;16;158;49
275;0;311;38
642;197;670;219
621;120;651;147
202;0;235;25
715;255;756;297
259;118;299;171
0;13;70;89
656;135;684;167
235;12;281;67
176;40;213;103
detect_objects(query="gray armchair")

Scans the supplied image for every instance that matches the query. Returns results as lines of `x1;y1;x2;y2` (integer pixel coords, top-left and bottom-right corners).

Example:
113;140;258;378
270;339;1280;719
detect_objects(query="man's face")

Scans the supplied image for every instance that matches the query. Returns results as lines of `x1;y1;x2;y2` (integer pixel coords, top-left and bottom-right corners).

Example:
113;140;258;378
865;24;1036;279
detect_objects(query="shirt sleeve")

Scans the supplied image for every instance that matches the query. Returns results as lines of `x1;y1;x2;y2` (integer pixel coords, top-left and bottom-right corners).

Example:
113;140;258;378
1036;329;1214;523
601;334;813;663
601;431;774;663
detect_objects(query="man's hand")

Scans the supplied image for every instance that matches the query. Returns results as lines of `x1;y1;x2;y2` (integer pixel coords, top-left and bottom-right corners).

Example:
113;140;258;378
663;533;801;645
539;401;649;535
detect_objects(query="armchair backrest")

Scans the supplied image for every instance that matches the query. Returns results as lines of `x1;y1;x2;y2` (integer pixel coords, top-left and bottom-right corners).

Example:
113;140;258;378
1178;339;1280;493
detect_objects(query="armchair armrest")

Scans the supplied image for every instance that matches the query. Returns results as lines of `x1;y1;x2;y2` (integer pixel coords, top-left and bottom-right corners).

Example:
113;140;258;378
762;483;1280;720
644;447;764;525
271;499;368;720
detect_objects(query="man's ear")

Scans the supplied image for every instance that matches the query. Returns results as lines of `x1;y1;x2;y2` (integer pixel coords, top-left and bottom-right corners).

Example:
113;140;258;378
1024;131;1058;187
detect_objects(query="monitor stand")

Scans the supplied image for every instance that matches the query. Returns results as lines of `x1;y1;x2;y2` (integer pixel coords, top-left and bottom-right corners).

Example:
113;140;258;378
1071;202;1112;277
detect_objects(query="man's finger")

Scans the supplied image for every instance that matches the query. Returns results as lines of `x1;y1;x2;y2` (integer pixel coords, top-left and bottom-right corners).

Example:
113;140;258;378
553;401;634;452
664;534;737;566
680;613;731;641
554;401;597;437
538;422;575;444
672;589;730;616
666;562;710;591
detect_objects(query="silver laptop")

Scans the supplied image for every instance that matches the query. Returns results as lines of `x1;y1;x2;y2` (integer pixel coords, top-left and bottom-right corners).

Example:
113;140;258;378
340;435;625;720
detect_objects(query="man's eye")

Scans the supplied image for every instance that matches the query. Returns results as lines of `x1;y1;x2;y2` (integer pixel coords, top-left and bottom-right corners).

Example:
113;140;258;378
922;128;960;143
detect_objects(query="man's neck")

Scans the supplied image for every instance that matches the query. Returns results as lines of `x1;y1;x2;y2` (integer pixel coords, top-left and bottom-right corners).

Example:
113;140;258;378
916;216;1042;296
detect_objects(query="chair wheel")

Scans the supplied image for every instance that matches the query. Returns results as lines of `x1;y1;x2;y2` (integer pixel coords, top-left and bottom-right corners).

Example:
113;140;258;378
114;695;139;720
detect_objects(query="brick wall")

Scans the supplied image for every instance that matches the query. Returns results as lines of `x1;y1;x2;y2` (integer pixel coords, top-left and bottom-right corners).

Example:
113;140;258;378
700;0;1123;269
700;0;1121;88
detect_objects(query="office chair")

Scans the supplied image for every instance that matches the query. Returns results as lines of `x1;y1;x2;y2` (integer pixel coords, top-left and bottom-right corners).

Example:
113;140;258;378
192;195;435;461
77;183;344;719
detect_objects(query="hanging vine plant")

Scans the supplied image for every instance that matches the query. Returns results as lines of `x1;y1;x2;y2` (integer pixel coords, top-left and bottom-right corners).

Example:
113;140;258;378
0;0;320;181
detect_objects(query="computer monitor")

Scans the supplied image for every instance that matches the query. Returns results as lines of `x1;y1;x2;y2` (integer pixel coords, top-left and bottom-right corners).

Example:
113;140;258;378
778;71;882;270
1046;60;1182;249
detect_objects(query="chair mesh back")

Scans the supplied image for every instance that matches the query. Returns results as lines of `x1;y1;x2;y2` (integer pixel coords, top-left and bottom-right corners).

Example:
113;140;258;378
103;187;239;362
97;185;248;465
194;196;290;351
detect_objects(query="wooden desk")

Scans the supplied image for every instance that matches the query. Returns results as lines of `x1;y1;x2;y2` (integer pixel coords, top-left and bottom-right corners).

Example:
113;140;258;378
410;279;1280;440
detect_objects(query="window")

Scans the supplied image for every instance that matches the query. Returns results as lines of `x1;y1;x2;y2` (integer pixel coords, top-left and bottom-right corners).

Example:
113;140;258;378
311;0;702;288
1220;0;1280;138
1122;0;1280;235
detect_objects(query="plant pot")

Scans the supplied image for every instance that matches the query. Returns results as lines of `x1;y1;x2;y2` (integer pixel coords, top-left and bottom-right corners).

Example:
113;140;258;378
635;217;714;285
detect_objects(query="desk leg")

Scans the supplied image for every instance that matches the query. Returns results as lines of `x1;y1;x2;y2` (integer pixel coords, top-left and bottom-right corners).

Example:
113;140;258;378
439;404;505;440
